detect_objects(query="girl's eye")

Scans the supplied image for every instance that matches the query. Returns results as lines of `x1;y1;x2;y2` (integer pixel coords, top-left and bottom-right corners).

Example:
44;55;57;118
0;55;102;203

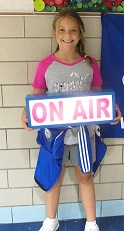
59;29;64;32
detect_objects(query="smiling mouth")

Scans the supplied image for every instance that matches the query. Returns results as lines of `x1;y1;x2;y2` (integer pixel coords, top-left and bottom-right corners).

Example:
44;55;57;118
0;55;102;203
62;40;73;43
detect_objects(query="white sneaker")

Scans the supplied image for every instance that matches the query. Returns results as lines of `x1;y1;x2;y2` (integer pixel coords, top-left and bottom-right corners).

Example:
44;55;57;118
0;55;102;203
39;218;59;231
84;223;99;231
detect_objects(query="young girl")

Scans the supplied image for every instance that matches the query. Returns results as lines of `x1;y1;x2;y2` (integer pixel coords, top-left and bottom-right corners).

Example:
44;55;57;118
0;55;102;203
22;9;121;231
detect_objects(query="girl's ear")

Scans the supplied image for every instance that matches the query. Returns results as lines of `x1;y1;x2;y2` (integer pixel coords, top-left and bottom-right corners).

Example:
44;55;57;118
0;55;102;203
52;30;56;39
79;31;82;40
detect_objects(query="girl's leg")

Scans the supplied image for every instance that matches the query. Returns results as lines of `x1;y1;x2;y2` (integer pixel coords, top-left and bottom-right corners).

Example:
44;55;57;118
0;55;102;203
45;165;65;218
75;166;96;221
39;165;65;231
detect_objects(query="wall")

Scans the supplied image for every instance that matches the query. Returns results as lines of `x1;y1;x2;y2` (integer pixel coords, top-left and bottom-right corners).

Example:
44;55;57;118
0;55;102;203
0;14;124;224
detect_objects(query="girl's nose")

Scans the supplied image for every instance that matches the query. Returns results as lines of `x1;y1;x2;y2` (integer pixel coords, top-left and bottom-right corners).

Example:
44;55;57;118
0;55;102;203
65;31;71;37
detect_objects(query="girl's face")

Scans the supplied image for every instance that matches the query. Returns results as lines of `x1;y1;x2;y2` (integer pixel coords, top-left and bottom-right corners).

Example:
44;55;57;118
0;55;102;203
53;16;81;51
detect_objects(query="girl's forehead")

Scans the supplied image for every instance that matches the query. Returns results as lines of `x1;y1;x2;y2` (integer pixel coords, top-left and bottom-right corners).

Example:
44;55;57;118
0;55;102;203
56;16;79;27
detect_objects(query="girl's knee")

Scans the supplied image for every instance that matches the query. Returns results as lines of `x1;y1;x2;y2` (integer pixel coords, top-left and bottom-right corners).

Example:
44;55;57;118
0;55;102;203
81;172;93;184
75;166;93;184
83;172;93;182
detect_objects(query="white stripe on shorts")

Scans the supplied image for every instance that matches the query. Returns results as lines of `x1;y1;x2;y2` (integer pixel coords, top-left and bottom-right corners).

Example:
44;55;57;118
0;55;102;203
78;126;91;173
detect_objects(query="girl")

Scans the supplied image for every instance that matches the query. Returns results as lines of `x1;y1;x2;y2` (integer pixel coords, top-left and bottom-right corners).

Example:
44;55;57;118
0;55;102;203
22;9;121;231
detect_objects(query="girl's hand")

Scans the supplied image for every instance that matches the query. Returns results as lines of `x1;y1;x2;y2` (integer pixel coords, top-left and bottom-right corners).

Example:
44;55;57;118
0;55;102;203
111;104;122;125
21;88;46;131
21;107;33;131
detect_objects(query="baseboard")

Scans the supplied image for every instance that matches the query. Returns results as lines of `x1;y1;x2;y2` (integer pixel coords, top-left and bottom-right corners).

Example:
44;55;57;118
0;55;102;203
1;200;124;224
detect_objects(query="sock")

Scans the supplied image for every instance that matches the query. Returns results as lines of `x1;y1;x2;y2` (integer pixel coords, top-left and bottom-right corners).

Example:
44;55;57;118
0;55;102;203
86;220;96;227
46;217;57;223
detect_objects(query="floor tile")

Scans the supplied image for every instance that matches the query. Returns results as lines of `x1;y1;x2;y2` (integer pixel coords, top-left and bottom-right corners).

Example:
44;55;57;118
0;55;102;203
99;217;113;231
0;224;13;231
59;220;66;231
0;222;42;231
0;216;124;231
64;219;85;231
12;222;42;231
108;216;124;231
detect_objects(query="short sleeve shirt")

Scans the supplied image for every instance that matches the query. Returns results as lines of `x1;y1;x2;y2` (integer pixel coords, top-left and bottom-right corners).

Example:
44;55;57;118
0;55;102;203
32;54;102;145
32;54;102;93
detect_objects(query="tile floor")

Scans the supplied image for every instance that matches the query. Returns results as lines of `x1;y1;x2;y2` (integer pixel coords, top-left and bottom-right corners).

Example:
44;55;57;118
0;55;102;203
0;216;124;231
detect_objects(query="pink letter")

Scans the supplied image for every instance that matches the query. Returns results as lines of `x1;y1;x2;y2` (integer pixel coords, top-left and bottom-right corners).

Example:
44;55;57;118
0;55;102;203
49;101;63;121
32;103;47;123
89;99;93;119
97;98;110;118
73;100;87;120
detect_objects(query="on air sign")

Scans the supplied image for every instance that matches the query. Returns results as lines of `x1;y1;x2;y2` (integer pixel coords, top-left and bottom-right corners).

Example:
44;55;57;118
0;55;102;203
26;91;115;129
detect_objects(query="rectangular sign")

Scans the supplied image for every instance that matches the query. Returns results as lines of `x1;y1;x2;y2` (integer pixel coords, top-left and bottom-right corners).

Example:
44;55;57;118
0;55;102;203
26;90;116;129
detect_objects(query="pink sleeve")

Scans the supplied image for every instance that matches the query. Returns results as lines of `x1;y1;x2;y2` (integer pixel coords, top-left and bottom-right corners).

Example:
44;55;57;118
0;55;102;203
32;61;47;90
91;58;103;87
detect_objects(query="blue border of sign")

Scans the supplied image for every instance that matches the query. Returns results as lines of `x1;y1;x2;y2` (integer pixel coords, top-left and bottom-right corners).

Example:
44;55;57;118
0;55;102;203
25;90;116;129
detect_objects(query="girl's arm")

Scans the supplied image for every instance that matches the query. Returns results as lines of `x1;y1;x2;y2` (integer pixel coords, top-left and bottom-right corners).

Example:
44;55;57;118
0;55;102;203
33;88;46;94
91;86;102;91
21;88;46;131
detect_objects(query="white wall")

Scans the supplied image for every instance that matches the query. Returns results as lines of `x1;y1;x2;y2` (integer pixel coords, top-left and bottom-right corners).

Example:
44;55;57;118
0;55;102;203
0;12;124;222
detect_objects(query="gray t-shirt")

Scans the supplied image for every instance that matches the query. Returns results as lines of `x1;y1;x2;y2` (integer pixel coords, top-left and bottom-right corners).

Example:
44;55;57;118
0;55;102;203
32;54;102;145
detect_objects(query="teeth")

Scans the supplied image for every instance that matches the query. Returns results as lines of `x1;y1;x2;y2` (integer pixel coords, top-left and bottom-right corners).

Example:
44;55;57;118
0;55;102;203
63;40;72;43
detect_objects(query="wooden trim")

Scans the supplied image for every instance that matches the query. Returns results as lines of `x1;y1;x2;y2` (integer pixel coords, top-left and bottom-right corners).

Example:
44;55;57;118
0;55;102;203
0;11;123;16
0;11;101;16
0;12;34;15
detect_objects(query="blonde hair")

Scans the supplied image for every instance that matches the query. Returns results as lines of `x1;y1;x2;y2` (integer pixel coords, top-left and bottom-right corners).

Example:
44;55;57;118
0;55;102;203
52;9;94;66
